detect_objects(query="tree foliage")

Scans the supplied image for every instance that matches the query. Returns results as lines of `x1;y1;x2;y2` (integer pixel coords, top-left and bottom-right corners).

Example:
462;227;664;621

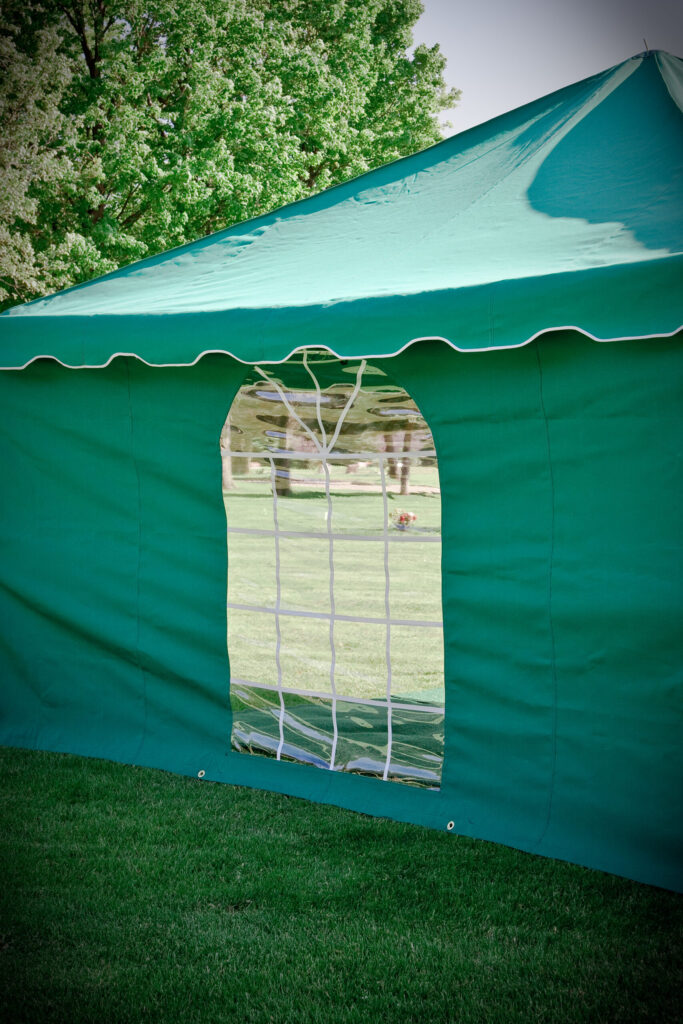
0;1;459;309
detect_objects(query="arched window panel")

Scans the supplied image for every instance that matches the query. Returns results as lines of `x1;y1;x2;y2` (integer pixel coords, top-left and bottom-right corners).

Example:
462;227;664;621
222;349;444;788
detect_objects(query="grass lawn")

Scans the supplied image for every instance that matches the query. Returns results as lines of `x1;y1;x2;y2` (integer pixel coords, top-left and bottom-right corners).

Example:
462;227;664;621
225;467;444;701
1;747;681;1024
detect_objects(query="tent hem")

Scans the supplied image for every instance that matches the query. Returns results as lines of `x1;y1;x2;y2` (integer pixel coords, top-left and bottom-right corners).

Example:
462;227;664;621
1;323;681;370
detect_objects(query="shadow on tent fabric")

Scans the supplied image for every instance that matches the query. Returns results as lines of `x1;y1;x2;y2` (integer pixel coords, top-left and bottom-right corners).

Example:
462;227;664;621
524;55;683;253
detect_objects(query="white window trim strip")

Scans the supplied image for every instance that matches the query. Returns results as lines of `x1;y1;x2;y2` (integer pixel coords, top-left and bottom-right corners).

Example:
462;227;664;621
227;601;443;629
231;677;445;715
379;454;393;782
225;527;441;544
322;359;365;770
225;450;437;460
269;456;286;762
306;351;337;768
323;456;339;769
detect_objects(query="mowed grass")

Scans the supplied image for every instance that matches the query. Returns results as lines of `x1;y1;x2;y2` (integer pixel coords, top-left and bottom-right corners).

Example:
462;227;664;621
225;467;443;701
2;748;682;1024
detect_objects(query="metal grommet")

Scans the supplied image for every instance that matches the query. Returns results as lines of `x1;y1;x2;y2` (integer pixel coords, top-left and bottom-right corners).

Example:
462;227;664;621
197;769;206;779
446;820;455;832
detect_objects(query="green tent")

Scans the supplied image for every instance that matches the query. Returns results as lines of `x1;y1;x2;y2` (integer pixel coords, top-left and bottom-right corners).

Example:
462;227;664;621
1;50;682;889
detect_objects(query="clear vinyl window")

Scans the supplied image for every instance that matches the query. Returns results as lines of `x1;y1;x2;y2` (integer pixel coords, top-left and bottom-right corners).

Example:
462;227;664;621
221;350;444;788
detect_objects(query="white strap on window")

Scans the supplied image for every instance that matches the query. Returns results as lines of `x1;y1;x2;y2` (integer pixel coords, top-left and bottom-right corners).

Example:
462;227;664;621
226;449;437;460
326;359;363;769
379;453;393;781
325;360;366;454
231;677;445;715
323;453;339;770
254;365;324;454
269;456;286;761
227;602;443;629
226;526;441;543
253;358;366;461
303;350;328;450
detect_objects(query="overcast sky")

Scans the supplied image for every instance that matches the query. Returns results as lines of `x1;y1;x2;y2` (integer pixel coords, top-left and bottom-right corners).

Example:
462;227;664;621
413;0;683;135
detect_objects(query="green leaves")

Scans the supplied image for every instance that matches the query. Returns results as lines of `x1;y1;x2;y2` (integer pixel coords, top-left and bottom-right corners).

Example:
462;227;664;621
1;1;459;309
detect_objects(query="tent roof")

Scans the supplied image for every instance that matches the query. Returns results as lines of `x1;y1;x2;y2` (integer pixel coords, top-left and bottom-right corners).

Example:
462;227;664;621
2;49;682;369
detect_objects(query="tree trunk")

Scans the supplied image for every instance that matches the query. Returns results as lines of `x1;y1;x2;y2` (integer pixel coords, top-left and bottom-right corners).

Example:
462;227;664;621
221;413;237;490
274;415;293;497
400;431;412;496
385;432;399;479
222;453;236;491
274;462;292;496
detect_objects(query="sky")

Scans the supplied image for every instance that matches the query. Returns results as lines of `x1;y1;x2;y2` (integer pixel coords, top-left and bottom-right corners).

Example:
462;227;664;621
413;0;683;135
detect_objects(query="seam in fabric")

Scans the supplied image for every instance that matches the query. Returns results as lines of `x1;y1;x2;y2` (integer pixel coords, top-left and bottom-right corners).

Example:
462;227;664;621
125;361;148;762
534;343;559;848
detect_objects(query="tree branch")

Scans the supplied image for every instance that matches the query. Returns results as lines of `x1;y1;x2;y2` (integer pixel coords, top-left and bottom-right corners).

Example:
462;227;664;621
121;201;151;229
59;2;100;78
116;184;141;222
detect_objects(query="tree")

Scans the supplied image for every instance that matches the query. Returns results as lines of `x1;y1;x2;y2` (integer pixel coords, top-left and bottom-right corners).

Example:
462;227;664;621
0;23;91;306
0;1;459;310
